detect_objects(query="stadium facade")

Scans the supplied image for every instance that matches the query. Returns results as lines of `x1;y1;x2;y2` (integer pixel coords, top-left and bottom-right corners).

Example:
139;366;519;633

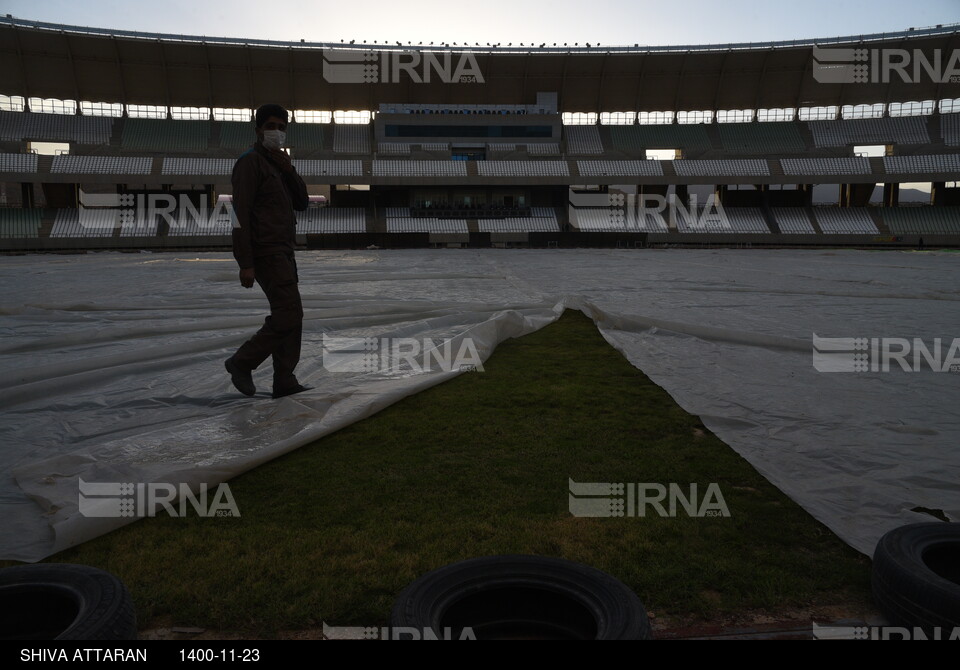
0;16;959;251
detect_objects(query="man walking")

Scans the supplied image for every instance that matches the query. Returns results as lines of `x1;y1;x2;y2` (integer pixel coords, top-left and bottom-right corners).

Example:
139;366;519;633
225;104;310;399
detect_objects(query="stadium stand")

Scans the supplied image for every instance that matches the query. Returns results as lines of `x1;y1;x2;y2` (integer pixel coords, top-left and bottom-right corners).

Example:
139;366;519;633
772;208;817;234
0;208;41;238
50;209;118;238
121;119;210;152
1;18;959;250
165;213;233;237
608;124;712;153
378;143;412;155
373;161;468;177
630;209;670;232
52;155;152;174
565;126;604;155
942;113;960;147
162;158;235;176
478;217;560;233
286;123;325;152
577;160;664;177
219;122;255;149
295;208;366;234
333;125;371;153
883;154;960;174
574;206;670;232
718;122;806;154
387;218;469;233
813;208;880;234
0;111;111;144
722;208;772;233
808;117;930;147
881;207;960;235
119;213;160;237
527;143;561;156
477;161;570;177
293;160;363;177
0;152;38;172
531;207;559;221
673;204;735;233
477;208;560;233
673;159;770;177
572;208;625;231
780;157;871;176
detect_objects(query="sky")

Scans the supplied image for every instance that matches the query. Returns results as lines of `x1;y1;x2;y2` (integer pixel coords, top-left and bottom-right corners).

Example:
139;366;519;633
1;0;959;47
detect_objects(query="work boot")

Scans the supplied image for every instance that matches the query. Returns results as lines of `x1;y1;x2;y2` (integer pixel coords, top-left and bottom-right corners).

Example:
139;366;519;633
225;357;256;397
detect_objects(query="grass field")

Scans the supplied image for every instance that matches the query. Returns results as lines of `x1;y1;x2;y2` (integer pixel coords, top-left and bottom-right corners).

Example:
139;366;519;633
19;310;873;637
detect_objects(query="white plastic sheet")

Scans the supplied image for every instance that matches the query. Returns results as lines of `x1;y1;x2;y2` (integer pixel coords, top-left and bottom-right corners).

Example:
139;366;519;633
1;249;958;560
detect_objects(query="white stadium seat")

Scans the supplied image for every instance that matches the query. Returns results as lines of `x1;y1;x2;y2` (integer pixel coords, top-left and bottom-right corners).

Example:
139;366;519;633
52;155;152;175
814;208;880;234
477;161;570;177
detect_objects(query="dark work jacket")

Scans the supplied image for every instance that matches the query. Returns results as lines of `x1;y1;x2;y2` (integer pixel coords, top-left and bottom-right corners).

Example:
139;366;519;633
231;143;308;269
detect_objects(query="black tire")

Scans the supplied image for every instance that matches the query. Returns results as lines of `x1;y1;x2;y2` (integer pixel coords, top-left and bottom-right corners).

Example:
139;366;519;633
391;555;652;640
0;564;137;640
872;523;960;631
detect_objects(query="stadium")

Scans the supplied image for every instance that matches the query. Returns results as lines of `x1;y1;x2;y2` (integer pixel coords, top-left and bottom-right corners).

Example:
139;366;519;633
1;16;959;249
0;8;959;641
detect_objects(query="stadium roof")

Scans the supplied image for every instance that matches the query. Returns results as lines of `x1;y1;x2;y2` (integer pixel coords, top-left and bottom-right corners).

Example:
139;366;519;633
1;16;958;113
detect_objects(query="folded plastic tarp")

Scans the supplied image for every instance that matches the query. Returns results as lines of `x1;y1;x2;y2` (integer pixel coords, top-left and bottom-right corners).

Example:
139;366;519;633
1;249;958;561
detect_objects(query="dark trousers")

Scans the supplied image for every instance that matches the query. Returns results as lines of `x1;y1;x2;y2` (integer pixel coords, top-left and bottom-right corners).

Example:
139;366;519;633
233;253;303;388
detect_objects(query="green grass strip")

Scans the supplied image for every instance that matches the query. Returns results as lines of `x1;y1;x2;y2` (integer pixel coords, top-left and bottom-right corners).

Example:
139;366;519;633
13;310;872;636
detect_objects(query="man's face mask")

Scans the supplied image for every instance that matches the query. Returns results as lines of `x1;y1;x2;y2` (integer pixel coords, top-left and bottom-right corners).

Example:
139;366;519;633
262;129;286;150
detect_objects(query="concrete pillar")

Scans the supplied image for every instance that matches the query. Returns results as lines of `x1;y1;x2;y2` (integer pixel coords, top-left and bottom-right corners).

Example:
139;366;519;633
21;183;33;208
755;184;770;208
931;182;946;206
849;183;874;208
714;184;726;205
883;183;900;208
